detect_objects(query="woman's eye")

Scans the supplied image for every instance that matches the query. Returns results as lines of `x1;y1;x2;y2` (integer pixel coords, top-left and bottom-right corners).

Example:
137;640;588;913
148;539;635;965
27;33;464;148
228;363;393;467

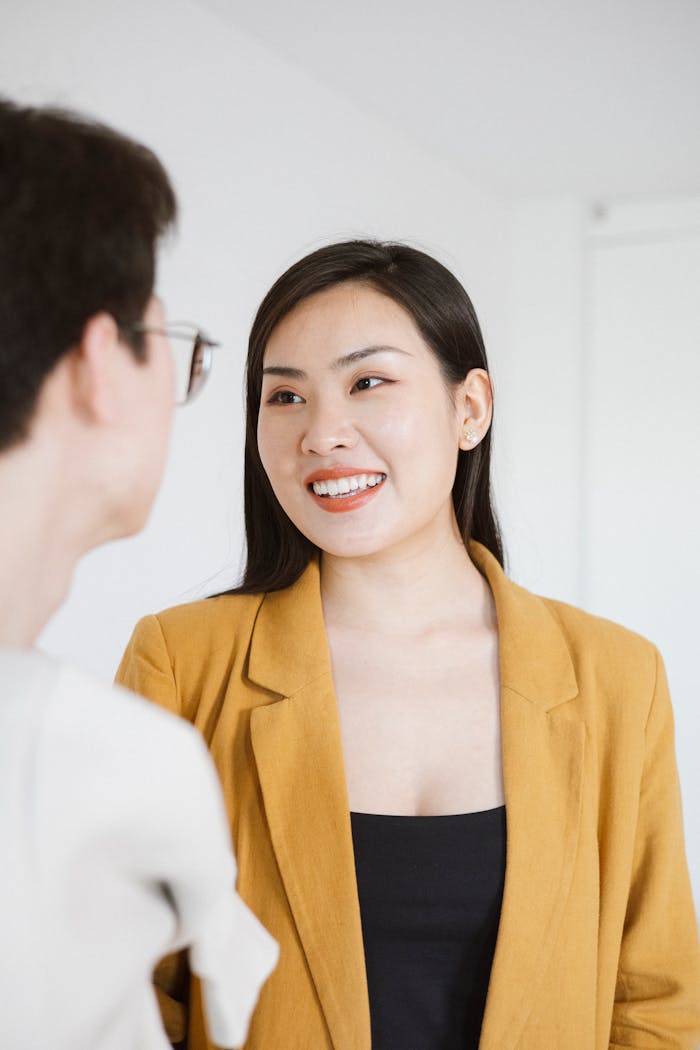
353;376;386;392
267;390;304;405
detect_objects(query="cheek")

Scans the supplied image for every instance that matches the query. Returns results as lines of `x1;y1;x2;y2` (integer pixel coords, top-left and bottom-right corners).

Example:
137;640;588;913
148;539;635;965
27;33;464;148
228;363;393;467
257;417;293;485
377;396;457;475
148;346;175;424
163;349;177;408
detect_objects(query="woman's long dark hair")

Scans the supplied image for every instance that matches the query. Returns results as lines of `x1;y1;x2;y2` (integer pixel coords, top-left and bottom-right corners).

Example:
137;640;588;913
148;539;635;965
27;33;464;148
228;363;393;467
231;240;503;595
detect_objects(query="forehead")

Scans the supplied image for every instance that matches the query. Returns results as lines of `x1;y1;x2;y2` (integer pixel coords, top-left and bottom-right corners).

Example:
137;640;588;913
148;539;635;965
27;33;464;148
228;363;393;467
263;282;428;366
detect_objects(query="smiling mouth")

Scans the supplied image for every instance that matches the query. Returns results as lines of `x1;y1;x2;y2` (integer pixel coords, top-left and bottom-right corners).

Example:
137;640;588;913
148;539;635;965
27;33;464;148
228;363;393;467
309;472;387;498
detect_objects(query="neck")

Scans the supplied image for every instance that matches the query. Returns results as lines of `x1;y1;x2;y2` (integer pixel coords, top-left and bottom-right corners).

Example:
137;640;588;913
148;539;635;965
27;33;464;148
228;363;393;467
320;510;492;635
0;437;94;647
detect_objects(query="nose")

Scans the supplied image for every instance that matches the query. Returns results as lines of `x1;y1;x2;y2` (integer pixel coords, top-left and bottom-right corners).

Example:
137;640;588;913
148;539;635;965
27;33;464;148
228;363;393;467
300;401;358;456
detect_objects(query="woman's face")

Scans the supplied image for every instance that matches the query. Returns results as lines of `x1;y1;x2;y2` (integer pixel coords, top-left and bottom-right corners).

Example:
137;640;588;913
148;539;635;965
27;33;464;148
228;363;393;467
257;281;486;561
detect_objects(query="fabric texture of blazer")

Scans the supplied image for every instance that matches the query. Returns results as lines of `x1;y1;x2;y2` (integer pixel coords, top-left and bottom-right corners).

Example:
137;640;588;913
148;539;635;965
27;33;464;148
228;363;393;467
116;542;700;1050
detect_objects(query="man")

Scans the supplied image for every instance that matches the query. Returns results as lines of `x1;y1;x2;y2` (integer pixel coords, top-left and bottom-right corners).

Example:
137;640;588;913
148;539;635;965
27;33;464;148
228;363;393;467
0;98;277;1049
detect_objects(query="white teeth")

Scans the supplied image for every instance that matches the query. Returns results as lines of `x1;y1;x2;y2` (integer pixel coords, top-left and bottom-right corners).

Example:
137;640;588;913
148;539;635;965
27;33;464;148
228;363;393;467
311;473;386;497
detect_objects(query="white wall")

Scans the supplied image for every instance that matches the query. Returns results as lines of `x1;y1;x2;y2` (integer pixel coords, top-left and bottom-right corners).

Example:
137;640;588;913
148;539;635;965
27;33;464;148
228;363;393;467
0;0;509;678
495;197;586;601
583;203;700;899
504;195;700;904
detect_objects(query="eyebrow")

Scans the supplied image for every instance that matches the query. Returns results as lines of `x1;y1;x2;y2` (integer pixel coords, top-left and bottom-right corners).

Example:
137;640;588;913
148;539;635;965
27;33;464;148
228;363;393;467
261;344;412;380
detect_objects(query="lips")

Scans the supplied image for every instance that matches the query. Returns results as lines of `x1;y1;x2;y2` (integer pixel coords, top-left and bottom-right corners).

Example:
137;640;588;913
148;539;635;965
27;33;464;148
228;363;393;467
304;467;387;514
303;466;385;485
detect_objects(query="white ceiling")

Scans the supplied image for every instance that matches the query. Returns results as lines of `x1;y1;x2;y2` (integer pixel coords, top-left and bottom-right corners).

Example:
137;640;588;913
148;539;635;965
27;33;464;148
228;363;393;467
200;0;700;200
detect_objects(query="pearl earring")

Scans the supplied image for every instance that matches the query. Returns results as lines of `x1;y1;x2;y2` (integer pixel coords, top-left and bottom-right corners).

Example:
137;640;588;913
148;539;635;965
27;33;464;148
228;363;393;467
463;427;478;445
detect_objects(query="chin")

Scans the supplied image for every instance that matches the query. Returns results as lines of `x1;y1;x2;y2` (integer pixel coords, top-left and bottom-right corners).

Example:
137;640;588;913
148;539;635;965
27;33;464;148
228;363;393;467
283;497;406;560
110;491;154;541
124;509;150;538
304;526;396;561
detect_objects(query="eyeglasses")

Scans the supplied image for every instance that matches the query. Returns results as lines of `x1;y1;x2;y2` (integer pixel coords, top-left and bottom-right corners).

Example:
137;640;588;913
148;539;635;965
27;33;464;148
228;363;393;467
124;322;220;405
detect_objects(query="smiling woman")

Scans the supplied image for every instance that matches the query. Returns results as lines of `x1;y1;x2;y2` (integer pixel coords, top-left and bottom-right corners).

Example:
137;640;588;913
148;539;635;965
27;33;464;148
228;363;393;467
240;241;501;594
256;279;494;563
116;240;700;1050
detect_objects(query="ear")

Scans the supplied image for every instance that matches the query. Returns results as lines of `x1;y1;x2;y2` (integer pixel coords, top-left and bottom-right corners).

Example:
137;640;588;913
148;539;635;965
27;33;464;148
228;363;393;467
68;312;122;424
456;368;493;451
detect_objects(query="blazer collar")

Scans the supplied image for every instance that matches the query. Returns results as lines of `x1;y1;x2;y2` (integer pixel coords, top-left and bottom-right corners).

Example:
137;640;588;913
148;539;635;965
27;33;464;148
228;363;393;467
469;541;578;711
248;542;579;711
461;546;583;1050
248;557;330;698
248;558;370;1048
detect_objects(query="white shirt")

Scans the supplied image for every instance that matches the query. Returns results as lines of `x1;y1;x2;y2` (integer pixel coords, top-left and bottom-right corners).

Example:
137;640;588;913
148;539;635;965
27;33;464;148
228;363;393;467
0;649;278;1050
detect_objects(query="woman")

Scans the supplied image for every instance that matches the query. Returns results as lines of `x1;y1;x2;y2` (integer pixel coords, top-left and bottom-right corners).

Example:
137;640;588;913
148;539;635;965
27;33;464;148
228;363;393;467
117;240;700;1050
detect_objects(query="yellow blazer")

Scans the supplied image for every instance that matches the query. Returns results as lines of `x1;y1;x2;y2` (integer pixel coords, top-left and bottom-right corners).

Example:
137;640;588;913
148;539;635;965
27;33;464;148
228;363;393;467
116;543;700;1049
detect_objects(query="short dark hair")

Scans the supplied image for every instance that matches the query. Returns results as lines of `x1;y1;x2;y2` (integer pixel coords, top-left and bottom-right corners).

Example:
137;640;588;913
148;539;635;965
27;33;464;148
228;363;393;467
231;239;503;596
0;97;177;450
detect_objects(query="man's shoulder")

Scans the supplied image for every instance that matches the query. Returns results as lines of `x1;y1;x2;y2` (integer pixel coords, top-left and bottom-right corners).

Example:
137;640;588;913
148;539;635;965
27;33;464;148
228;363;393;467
0;648;59;707
0;651;212;818
57;660;204;750
9;653;204;759
0;649;63;753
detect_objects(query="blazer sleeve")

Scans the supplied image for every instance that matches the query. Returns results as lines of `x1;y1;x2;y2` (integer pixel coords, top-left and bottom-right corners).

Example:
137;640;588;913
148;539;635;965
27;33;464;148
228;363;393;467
609;648;700;1049
116;614;180;718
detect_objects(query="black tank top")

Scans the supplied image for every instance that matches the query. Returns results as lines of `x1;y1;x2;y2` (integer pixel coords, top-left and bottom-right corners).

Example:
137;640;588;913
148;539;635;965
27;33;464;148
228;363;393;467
350;806;506;1050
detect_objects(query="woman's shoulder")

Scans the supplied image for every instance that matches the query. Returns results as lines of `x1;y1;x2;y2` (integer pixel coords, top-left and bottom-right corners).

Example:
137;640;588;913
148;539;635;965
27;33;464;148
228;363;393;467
540;591;656;656
536;590;661;698
511;590;670;745
144;590;268;652
476;542;660;681
139;565;320;657
119;591;274;720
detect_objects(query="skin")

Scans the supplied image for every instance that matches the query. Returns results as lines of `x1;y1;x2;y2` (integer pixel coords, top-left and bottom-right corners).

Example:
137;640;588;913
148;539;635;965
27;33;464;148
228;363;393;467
258;282;504;816
0;296;175;647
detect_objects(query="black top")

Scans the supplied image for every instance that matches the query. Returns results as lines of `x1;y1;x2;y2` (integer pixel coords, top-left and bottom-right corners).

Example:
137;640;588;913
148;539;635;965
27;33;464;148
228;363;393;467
350;806;507;1050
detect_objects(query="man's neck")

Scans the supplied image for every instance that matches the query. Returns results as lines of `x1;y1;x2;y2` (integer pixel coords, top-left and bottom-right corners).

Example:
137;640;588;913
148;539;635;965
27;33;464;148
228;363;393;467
0;439;87;647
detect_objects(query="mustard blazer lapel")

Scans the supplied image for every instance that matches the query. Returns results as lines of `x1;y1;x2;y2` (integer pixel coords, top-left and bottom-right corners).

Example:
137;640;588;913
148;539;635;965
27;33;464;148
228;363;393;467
247;562;370;1050
248;547;585;1050
471;543;585;1050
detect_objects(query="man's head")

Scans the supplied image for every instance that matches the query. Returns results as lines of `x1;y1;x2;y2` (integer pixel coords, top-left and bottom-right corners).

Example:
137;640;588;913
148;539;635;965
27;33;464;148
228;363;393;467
0;97;177;449
0;98;178;538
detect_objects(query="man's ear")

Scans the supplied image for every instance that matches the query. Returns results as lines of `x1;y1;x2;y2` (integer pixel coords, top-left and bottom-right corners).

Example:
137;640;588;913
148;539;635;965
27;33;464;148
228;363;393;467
69;312;122;424
456;368;493;451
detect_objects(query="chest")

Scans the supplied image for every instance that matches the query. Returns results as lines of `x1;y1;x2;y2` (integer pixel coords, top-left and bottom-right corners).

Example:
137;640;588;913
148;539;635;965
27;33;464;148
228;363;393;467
325;626;503;815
